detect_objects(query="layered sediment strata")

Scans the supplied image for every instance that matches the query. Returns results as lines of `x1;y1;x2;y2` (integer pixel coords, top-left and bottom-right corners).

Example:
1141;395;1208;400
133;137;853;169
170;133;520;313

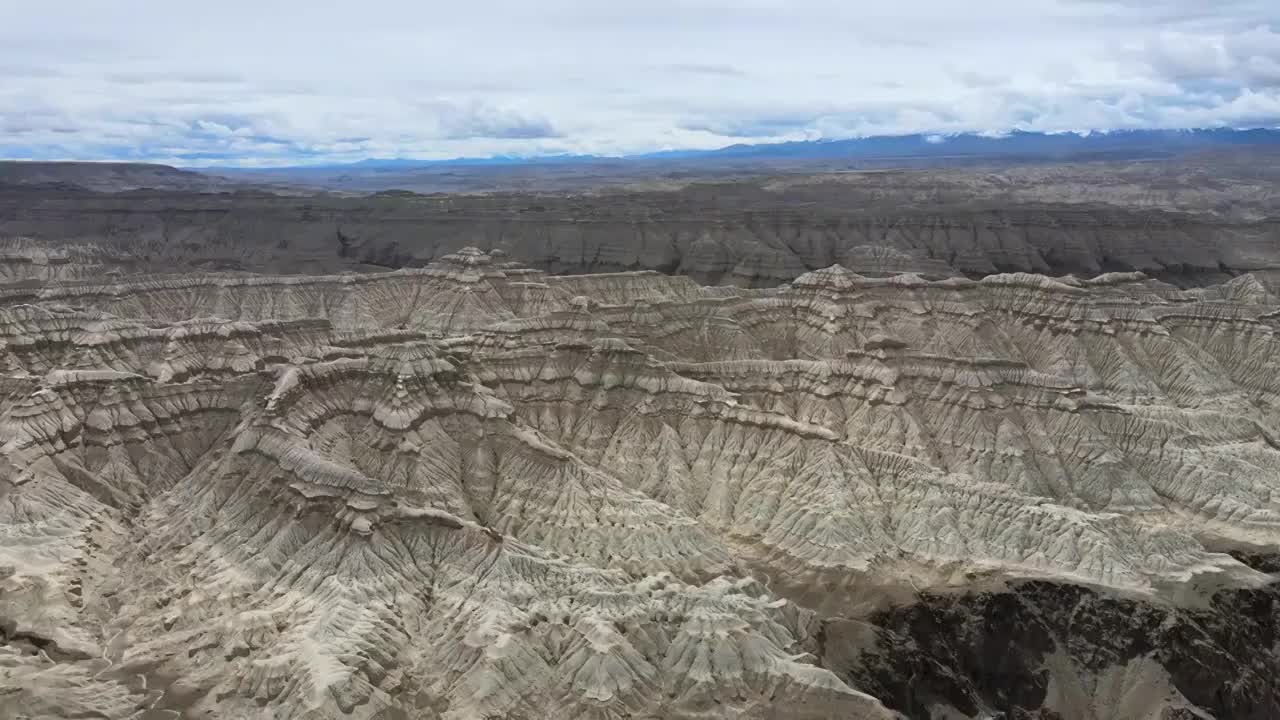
4;185;1279;286
2;249;1278;718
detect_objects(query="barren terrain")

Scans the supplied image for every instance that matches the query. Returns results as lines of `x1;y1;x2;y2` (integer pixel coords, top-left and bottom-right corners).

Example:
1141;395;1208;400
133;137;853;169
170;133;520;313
2;155;1279;719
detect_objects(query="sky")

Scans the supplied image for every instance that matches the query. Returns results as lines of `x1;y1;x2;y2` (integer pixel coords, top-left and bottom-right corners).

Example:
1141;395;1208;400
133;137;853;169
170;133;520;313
2;0;1279;166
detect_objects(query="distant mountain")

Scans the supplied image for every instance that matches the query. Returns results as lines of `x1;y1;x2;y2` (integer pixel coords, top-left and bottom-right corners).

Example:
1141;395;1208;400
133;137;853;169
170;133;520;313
204;128;1280;176
634;128;1280;163
0;161;238;193
228;153;610;173
14;129;1270;195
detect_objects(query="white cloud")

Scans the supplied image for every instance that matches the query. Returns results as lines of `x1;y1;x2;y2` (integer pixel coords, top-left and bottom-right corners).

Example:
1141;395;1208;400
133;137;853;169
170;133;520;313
1;0;1277;165
1135;25;1280;89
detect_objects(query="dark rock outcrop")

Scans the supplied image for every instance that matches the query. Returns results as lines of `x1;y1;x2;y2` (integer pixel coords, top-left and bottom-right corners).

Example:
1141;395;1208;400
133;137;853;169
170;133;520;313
830;579;1280;719
2;185;1277;287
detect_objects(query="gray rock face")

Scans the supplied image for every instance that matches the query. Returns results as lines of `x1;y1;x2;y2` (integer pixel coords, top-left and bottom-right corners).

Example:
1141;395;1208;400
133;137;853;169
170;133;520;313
2;248;1279;718
3;182;1278;288
832;572;1280;720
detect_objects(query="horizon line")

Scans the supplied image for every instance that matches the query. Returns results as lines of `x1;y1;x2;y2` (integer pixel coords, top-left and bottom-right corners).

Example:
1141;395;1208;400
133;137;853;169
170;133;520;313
3;125;1278;171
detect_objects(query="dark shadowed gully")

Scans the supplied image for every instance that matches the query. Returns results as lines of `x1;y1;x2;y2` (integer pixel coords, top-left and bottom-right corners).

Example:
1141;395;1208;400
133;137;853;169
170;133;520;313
831;578;1280;719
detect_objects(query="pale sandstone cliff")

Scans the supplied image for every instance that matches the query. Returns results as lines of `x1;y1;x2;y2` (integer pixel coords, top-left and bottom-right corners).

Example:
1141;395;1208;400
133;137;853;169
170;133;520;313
2;249;1279;718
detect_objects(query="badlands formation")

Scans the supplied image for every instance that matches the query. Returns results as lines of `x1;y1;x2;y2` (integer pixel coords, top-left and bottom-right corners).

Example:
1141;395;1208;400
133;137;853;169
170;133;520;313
3;163;1280;288
1;246;1279;718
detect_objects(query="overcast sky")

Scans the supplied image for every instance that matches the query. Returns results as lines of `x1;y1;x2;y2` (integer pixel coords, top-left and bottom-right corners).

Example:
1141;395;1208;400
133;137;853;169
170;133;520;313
2;0;1278;166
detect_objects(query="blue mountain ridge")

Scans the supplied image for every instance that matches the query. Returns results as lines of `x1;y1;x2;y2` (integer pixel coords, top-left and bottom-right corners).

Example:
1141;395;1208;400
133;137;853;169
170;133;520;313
206;128;1280;171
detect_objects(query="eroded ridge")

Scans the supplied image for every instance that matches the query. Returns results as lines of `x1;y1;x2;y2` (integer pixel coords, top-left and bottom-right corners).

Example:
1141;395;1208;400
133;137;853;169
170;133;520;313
3;249;1279;718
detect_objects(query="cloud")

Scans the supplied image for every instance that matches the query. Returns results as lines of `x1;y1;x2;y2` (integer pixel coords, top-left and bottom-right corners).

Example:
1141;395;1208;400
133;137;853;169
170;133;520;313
679;112;819;138
107;71;245;86
952;70;1006;88
427;101;562;140
0;63;63;79
660;63;749;78
1;0;1278;165
1064;0;1277;29
1135;25;1280;90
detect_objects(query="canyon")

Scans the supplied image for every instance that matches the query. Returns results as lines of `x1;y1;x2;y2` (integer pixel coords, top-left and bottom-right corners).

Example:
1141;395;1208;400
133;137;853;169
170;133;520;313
2;156;1279;718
